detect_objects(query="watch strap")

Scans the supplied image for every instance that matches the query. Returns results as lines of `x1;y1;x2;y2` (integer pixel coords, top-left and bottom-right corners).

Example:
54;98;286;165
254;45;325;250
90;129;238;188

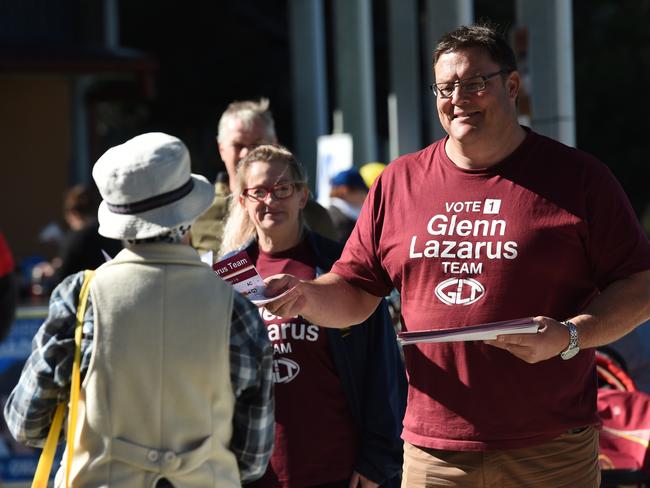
560;320;579;359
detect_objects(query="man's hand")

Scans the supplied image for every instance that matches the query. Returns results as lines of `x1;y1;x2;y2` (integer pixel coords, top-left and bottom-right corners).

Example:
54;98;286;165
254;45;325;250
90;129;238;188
263;272;381;328
349;471;379;488
484;316;571;363
263;274;305;317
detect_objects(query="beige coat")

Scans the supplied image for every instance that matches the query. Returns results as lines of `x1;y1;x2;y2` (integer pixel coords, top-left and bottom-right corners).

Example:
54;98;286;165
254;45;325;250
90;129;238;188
58;243;239;487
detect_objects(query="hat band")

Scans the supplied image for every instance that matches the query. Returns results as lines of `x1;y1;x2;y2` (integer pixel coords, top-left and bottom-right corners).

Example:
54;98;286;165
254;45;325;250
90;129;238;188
106;179;194;215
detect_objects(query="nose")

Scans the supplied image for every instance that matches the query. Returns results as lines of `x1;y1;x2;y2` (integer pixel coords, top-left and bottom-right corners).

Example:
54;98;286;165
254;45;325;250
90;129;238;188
239;146;250;160
450;85;468;105
262;191;279;204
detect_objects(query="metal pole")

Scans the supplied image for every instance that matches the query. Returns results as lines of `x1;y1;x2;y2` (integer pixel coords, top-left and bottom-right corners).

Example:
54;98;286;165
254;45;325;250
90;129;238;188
516;0;576;146
333;0;377;165
387;0;421;159
289;0;329;189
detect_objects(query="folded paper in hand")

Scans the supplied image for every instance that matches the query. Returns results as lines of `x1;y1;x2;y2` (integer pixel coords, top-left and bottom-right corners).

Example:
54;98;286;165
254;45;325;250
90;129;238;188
213;250;294;305
397;317;539;345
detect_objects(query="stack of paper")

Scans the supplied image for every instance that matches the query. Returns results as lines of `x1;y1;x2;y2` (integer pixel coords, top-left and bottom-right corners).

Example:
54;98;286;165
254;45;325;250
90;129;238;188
397;317;538;345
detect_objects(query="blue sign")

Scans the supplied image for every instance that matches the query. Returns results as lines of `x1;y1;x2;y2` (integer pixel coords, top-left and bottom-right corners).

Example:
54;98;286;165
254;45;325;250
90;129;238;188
0;307;59;486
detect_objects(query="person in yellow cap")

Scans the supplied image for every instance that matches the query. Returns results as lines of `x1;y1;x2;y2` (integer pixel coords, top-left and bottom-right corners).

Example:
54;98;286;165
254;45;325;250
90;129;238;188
359;162;386;189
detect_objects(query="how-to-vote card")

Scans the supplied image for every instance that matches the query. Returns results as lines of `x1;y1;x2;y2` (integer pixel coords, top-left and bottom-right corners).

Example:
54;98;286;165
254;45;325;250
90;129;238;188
213;251;294;305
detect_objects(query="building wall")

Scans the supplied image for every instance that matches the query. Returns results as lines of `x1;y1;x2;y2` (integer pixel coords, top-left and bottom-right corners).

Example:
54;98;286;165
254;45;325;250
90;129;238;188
0;76;71;263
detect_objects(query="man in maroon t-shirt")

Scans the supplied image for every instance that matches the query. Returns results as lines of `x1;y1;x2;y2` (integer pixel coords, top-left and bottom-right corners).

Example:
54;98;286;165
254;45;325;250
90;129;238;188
265;24;650;487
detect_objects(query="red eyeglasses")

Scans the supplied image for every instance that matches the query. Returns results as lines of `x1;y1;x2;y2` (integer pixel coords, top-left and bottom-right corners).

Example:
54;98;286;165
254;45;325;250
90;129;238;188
242;182;300;202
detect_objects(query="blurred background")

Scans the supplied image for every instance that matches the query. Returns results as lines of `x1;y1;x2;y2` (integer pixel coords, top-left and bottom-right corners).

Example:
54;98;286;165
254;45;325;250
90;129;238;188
1;0;650;296
1;1;650;484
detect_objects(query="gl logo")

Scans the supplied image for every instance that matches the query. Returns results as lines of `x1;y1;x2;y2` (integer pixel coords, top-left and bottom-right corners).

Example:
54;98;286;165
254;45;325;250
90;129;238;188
435;277;485;306
273;358;300;384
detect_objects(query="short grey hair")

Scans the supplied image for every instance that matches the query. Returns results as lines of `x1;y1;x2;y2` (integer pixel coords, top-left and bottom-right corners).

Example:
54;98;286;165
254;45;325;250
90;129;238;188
216;98;276;143
124;224;191;246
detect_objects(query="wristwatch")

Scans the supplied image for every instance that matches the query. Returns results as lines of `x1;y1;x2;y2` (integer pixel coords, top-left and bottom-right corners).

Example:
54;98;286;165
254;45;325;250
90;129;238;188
560;320;580;360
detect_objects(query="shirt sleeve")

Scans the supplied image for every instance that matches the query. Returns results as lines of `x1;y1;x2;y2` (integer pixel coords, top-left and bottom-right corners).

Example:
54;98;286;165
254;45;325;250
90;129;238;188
585;161;650;288
331;173;395;297
3;271;93;447
0;233;14;276
228;293;274;483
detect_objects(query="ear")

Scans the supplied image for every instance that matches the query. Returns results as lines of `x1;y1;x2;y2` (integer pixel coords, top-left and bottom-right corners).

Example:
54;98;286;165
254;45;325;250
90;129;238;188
506;71;521;99
238;194;246;209
298;186;309;209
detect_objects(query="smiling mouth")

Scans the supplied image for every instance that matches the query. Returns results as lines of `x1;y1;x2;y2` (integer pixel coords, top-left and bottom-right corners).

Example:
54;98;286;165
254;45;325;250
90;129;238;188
451;111;480;120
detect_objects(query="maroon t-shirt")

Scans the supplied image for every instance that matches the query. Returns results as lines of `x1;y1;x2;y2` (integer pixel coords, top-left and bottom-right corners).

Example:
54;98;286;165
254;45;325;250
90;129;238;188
249;240;359;487
332;130;650;451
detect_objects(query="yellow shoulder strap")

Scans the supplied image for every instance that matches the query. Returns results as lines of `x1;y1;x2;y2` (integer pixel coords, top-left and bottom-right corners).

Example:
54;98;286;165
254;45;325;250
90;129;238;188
31;404;65;488
65;269;95;486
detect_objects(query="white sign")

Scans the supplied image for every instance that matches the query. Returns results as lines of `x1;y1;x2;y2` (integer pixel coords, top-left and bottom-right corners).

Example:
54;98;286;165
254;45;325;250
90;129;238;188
316;133;353;207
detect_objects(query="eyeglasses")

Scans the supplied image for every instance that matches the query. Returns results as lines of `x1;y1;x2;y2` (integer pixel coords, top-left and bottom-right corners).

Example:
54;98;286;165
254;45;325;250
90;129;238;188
242;182;300;202
430;68;513;98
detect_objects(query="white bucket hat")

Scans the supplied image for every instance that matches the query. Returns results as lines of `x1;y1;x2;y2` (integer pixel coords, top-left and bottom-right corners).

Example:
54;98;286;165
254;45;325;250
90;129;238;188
93;132;214;240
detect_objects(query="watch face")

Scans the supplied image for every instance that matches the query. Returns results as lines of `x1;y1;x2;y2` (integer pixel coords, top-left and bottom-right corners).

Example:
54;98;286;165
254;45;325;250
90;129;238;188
560;347;579;360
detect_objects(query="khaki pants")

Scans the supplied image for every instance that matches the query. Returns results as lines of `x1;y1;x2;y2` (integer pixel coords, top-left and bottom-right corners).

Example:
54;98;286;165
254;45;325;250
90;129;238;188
402;427;600;487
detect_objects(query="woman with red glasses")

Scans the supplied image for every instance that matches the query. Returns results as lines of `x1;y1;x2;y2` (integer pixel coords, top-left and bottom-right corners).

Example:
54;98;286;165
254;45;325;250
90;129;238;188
220;145;406;488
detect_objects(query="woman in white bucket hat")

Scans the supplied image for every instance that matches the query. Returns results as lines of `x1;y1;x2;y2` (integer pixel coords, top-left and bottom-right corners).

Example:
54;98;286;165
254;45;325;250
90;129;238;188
93;132;214;241
5;133;274;487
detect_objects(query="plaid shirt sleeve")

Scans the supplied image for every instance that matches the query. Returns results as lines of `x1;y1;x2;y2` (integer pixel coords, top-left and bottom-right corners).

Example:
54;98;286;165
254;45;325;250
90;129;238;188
3;271;92;447
3;271;274;482
228;293;274;483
